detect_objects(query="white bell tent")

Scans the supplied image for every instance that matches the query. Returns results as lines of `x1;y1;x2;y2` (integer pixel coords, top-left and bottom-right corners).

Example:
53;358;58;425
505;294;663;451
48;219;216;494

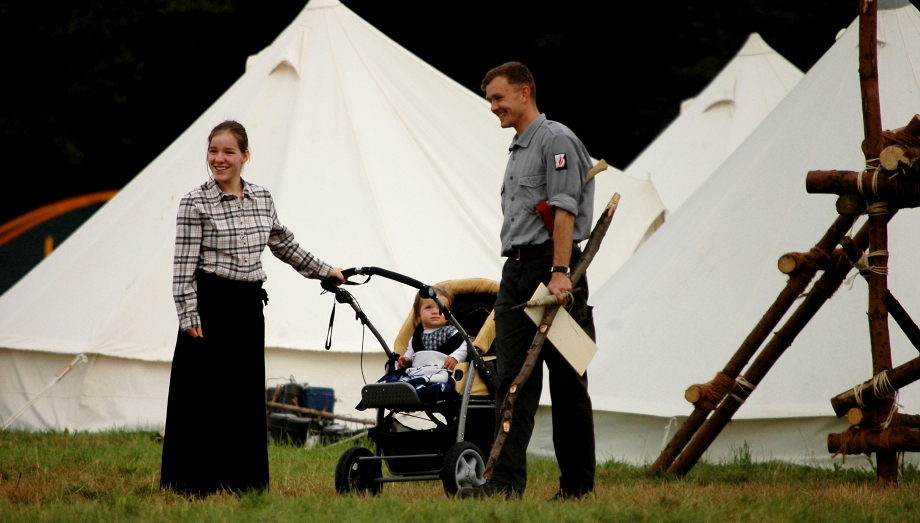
0;0;662;431
531;0;920;466
625;32;804;216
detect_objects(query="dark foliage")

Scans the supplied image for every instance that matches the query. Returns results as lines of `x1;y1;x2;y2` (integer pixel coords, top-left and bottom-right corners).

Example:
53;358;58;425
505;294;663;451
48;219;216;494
0;0;888;222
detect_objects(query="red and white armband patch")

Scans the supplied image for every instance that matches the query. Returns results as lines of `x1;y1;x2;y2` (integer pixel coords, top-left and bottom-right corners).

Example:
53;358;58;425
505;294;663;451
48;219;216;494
554;153;567;170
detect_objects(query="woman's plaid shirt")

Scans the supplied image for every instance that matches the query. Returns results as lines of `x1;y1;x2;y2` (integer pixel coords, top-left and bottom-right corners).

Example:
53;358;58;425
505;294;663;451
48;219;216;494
172;179;332;330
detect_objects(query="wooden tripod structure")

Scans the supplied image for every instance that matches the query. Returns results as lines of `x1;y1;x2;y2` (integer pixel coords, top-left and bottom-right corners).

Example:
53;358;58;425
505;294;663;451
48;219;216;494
650;1;920;485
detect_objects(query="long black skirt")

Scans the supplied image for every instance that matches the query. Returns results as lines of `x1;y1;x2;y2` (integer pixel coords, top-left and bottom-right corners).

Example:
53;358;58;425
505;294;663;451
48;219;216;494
160;270;269;496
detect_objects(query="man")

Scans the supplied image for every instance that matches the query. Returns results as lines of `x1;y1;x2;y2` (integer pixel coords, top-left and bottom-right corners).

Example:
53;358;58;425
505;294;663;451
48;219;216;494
462;61;596;500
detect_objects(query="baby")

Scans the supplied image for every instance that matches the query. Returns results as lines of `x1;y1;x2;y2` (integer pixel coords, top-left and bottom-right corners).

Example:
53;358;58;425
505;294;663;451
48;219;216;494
397;287;467;384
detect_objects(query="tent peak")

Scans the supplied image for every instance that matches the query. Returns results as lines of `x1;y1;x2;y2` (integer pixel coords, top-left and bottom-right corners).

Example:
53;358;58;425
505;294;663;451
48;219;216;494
305;0;342;9
737;33;775;57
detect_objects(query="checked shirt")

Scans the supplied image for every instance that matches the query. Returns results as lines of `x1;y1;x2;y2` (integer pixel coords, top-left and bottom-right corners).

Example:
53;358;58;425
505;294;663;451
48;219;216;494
172;178;332;330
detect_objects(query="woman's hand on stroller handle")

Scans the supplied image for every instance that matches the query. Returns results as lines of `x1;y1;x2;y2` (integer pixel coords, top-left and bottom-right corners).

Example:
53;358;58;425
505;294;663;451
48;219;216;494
320;267;347;292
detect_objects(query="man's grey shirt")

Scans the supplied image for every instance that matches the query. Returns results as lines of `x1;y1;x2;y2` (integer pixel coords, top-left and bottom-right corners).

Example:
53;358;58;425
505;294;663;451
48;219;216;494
500;114;595;254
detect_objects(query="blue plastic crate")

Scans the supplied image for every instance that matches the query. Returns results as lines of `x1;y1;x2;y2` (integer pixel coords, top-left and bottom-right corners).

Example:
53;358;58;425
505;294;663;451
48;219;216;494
301;386;335;413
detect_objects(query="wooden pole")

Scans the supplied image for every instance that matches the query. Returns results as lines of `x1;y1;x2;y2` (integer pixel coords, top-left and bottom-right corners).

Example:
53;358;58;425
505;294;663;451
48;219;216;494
838;236;920;354
776;249;838;275
265;401;375;425
885;292;920;353
848;408;920;428
828;426;920;454
829;355;920;417
856;0;899;486
484;193;620;478
858;0;882;158
880;114;920;149
805;169;920;206
666;221;874;476
648;213;856;474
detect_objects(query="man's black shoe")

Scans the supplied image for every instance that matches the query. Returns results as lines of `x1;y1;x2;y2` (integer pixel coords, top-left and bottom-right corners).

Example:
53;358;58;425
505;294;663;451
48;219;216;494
458;481;520;499
548;489;593;501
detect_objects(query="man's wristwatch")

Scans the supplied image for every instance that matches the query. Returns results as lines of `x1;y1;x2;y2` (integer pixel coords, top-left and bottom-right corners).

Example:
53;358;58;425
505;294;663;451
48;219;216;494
551;265;570;276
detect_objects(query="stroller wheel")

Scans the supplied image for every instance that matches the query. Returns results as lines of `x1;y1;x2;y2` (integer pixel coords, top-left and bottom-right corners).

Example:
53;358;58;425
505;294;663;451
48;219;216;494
334;446;382;495
441;441;485;496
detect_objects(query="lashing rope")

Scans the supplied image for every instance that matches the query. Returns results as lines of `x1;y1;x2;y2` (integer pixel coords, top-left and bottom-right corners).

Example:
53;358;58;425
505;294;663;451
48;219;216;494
852;370;896;407
847;201;889;276
852;249;889;276
857;159;881;197
865;201;889;216
851;370;901;429
728;375;755;405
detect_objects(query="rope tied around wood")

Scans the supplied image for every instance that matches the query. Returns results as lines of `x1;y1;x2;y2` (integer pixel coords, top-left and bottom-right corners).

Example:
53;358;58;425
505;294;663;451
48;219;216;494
882;394;902;431
849;204;889;274
851;369;902;429
857;158;882;197
831;427;872;460
852;249;889;276
852;370;896;407
728;375;755;404
864;201;889;216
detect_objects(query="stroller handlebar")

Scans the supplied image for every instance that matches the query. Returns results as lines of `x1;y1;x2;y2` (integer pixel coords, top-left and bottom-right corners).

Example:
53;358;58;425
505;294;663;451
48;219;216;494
350;266;427;290
322;266;432;296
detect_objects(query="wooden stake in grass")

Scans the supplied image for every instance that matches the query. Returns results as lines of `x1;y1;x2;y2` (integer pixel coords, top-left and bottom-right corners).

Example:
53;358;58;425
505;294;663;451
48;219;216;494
265;401;375;425
484;193;620;479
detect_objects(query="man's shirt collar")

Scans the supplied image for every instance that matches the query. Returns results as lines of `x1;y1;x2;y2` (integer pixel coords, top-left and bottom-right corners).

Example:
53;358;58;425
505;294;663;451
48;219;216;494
509;113;547;151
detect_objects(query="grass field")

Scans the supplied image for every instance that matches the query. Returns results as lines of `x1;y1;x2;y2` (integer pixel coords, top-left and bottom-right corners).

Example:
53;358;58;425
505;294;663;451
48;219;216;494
2;430;920;522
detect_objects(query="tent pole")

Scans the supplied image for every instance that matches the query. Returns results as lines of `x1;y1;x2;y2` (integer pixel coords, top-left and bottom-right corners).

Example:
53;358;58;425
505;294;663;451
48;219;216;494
1;353;88;431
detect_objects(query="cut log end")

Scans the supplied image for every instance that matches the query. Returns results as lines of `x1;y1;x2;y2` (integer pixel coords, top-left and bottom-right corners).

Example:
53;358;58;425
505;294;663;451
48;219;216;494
836;194;867;216
880;145;907;171
684;385;702;404
847;407;865;426
777;254;799;274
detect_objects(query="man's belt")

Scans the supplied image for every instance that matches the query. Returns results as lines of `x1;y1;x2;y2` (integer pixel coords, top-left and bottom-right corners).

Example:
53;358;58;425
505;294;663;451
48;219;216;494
503;241;555;261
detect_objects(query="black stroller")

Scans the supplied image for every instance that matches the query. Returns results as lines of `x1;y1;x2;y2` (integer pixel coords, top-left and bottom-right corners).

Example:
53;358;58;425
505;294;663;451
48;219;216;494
323;267;500;497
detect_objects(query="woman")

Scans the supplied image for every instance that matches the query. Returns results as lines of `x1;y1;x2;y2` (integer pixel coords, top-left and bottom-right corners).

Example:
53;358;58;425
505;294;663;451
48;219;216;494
160;120;344;496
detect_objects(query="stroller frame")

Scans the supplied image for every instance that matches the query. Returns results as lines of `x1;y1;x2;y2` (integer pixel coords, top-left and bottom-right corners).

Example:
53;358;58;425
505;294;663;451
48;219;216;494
326;267;499;497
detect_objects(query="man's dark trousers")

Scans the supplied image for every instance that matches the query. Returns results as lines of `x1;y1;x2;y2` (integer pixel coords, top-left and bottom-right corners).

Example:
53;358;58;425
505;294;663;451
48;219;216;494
490;247;596;496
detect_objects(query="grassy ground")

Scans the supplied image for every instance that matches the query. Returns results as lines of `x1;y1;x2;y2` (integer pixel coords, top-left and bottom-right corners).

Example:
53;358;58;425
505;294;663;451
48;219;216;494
2;430;920;522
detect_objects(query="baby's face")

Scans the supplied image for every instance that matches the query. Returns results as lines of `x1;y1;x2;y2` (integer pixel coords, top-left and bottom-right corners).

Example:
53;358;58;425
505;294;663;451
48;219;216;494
418;296;448;329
